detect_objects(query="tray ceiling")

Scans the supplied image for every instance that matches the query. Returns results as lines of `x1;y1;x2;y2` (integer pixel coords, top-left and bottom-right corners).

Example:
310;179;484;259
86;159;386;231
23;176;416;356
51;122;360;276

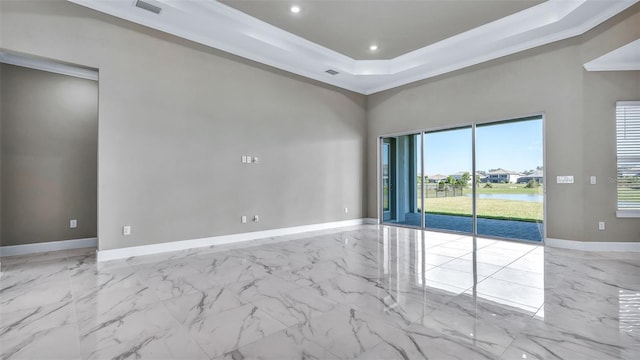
220;0;545;60
67;0;639;94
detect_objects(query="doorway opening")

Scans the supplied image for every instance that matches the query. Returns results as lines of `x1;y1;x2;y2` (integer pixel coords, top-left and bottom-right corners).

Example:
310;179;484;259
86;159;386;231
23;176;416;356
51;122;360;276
0;51;99;254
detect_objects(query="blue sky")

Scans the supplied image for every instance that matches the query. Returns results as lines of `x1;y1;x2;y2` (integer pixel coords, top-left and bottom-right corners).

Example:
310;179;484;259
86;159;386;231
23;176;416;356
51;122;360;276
420;119;543;175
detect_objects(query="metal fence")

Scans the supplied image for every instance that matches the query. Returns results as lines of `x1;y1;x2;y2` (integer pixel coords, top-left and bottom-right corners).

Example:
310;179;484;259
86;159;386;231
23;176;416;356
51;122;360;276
418;184;467;199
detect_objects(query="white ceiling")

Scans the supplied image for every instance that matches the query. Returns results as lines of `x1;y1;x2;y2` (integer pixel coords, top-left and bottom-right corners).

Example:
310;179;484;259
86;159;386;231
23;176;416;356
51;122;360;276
219;0;544;60
68;0;639;94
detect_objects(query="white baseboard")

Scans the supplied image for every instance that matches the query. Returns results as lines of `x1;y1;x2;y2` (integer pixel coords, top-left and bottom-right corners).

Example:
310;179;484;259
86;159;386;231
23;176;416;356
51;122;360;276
0;237;97;257
546;237;640;252
97;218;369;262
364;218;379;224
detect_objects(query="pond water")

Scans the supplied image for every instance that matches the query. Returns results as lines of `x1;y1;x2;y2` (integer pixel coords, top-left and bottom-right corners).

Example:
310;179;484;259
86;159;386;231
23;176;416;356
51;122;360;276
466;193;543;202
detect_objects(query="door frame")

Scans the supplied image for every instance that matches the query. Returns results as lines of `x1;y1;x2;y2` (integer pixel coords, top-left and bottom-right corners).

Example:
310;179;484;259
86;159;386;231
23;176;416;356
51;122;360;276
381;138;394;221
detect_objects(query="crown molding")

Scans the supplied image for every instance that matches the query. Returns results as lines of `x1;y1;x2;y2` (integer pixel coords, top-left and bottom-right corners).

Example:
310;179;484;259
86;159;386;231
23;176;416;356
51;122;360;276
67;0;638;94
584;39;640;71
0;50;99;81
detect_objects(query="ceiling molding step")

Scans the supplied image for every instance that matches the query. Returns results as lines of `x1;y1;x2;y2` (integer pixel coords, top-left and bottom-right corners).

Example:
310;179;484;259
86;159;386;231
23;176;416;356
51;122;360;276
0;50;99;81
66;0;638;94
584;39;640;71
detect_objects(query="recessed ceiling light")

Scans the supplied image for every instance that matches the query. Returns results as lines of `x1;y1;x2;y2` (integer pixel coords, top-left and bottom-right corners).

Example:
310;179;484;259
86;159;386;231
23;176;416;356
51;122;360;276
290;5;301;14
369;45;378;51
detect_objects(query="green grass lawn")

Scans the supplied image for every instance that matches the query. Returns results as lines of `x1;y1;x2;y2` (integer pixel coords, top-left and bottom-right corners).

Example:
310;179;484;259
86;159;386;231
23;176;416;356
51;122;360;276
416;183;545;221
423;197;543;222
421;183;542;198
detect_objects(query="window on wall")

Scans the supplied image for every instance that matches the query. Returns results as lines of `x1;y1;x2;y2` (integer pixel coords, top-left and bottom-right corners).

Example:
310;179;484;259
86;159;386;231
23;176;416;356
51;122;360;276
616;101;640;217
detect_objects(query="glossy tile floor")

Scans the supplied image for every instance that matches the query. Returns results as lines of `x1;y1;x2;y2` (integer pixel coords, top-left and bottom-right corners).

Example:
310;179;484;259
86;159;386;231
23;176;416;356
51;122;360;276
1;225;639;359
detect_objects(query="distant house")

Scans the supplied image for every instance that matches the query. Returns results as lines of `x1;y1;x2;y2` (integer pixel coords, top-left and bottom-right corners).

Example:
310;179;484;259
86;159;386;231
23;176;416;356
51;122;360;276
486;168;521;183
427;174;447;183
442;171;486;184
517;170;544;184
450;171;470;182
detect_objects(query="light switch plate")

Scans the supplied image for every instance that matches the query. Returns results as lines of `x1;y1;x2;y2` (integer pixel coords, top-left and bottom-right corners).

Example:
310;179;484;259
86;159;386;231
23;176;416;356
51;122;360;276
590;176;597;185
557;175;574;184
123;225;131;236
70;219;77;229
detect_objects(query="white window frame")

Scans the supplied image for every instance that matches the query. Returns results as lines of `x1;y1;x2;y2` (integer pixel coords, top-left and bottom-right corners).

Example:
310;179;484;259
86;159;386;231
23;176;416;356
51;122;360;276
616;101;640;218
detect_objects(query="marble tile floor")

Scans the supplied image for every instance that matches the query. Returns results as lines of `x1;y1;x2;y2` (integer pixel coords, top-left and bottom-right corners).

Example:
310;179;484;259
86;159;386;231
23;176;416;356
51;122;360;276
1;225;638;359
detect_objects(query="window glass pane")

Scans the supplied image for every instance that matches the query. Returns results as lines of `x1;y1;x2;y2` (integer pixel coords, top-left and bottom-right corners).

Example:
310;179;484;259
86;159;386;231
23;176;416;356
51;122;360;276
423;127;473;234
475;118;543;241
381;134;421;226
616;102;640;211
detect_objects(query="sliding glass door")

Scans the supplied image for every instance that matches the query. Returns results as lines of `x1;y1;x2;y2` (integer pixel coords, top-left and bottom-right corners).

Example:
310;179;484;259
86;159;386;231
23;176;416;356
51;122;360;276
475;118;544;241
380;134;422;227
423;127;473;234
381;116;544;242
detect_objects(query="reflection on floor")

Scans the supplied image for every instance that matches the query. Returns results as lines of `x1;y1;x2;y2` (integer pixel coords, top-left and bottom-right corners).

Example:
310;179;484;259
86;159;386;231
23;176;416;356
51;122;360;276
389;213;544;241
1;225;638;359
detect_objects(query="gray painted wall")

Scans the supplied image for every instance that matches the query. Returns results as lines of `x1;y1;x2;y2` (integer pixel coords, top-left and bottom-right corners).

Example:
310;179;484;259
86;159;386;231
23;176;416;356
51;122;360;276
0;0;637;250
368;5;640;242
0;63;98;246
0;0;367;251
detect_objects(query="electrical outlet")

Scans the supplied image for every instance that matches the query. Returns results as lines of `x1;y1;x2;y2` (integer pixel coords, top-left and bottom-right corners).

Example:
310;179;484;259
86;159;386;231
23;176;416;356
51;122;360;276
123;225;132;236
253;215;259;222
241;215;247;223
241;156;247;163
590;176;597;185
344;207;348;214
70;219;77;228
598;221;605;231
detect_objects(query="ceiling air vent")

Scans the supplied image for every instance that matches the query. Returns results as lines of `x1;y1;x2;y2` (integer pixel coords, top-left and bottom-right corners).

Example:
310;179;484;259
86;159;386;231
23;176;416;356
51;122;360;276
135;0;162;15
325;69;339;75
